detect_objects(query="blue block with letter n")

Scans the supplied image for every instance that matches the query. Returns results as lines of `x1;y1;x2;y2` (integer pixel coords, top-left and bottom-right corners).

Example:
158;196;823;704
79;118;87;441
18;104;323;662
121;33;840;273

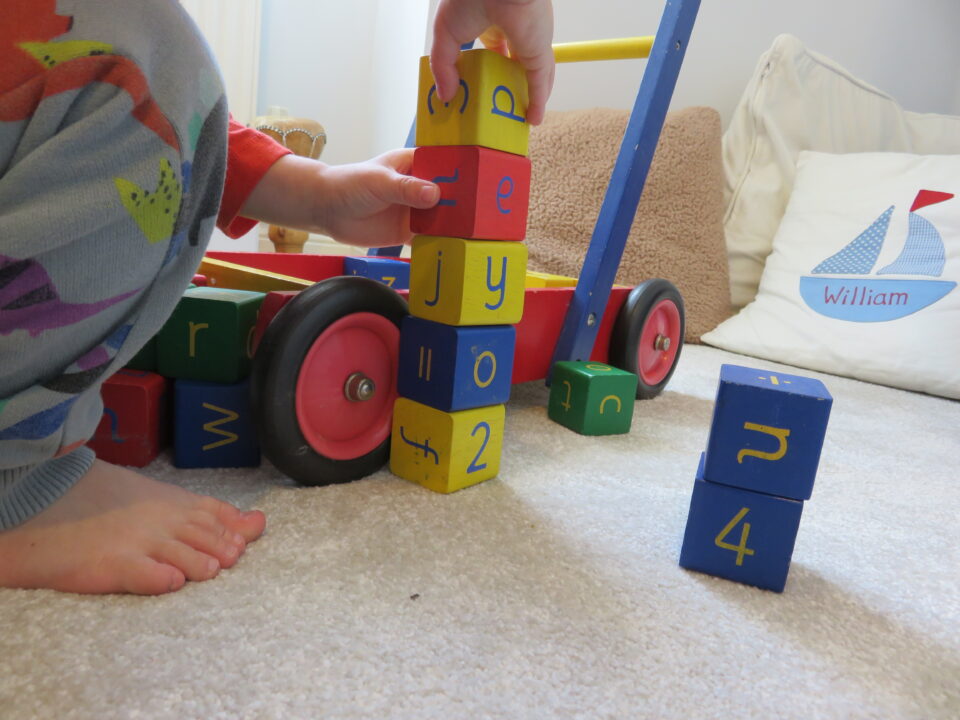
397;315;515;412
344;256;411;290
704;364;832;501
680;454;803;593
173;379;260;468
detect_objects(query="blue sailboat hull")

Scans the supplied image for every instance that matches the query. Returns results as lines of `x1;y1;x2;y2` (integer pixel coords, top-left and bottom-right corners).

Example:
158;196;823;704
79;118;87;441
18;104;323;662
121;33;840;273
799;277;956;322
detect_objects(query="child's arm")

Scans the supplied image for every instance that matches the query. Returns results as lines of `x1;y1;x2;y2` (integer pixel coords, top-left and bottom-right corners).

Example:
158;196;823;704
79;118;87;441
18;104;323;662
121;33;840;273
430;0;555;125
237;149;440;248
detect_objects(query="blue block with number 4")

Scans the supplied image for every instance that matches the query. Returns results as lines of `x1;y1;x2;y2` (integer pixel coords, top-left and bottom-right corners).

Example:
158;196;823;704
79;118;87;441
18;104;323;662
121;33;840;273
397;315;515;412
704;364;832;501
173;379;260;468
344;256;410;290
680;453;803;592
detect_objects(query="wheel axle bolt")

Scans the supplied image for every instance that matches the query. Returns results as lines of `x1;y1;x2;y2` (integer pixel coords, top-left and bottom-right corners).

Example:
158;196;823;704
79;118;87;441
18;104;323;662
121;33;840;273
654;334;671;351
344;372;376;402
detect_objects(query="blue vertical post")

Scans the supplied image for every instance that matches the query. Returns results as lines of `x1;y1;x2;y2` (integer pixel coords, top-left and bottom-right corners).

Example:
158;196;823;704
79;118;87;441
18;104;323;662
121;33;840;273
549;0;700;369
368;42;476;258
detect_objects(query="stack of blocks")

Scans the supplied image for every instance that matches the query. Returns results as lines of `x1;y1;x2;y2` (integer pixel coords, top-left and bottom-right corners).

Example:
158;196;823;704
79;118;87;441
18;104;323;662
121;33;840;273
88;285;266;469
388;49;532;493
679;364;833;592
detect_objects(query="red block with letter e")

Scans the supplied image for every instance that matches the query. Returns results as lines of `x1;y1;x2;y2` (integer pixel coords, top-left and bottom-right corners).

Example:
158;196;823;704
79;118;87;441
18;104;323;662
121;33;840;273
88;369;169;467
410;145;531;241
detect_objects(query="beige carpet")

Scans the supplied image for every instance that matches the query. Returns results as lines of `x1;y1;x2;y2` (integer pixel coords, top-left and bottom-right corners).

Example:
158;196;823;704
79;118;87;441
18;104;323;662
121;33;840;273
1;345;957;719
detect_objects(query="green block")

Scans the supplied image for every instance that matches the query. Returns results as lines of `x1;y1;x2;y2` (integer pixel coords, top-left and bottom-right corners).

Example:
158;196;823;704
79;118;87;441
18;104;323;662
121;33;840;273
125;334;158;372
157;287;265;383
548;361;638;435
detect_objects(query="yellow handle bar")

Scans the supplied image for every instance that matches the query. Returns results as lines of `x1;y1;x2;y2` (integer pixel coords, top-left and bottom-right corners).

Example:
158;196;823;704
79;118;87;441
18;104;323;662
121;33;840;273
552;36;654;63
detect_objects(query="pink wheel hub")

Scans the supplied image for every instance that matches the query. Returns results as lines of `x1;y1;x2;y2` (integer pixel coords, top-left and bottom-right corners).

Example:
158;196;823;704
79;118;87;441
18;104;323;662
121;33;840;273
637;298;681;386
295;312;399;461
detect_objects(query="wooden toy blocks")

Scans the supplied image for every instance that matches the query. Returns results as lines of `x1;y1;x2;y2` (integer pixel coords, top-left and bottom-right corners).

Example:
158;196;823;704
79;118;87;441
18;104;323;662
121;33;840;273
679;453;803;593
157;287;265;384
410;145;531;241
408;235;527;326
343;256;411;290
173;378;260;468
704;364;833;501
88;369;169;467
390;397;505;493
547;361;638;435
416;49;530;157
397;316;515;412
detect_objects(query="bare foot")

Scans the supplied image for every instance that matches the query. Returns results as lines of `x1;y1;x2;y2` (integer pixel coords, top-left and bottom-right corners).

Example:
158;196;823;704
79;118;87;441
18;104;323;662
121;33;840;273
0;459;266;595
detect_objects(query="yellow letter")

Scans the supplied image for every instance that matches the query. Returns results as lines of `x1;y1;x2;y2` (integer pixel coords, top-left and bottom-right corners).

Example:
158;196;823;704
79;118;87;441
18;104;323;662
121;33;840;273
201;403;239;451
737;423;790;464
188;321;209;358
598;395;621;414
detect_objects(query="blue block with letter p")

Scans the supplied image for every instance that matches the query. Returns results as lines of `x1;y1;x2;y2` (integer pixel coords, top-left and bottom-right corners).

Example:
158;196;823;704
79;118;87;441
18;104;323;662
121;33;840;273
397;315;515;412
704;364;832;501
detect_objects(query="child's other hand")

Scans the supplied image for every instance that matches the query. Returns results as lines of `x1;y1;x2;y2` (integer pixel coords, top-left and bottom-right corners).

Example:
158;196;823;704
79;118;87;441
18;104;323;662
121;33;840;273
431;0;555;125
241;150;439;249
313;149;439;248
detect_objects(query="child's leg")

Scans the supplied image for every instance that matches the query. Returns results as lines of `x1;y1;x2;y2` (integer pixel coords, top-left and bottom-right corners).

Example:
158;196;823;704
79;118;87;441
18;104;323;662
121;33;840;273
0;1;265;594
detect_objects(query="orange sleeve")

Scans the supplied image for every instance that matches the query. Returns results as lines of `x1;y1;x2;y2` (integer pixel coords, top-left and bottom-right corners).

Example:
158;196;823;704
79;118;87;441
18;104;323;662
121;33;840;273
217;117;292;238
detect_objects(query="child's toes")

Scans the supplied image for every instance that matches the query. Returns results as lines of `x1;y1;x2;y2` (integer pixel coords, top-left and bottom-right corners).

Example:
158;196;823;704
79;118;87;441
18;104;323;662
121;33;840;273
116;556;186;595
154;541;220;582
178;523;243;568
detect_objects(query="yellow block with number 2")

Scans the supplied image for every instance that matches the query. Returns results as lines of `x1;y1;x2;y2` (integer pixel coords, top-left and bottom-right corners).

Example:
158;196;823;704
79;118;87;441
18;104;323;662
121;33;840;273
390;397;505;493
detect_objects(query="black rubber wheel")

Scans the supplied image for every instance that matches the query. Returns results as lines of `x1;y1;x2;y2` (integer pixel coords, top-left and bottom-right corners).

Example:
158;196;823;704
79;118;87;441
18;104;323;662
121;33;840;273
608;278;685;399
250;276;407;485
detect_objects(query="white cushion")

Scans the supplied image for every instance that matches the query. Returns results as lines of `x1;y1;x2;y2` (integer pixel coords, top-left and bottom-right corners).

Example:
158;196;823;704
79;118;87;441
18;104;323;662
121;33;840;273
703;151;960;399
722;34;960;308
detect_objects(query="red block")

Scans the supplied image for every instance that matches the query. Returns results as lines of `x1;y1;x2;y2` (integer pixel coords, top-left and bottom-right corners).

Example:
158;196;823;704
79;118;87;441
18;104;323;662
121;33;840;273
410;145;531;241
252;290;300;355
88;370;169;467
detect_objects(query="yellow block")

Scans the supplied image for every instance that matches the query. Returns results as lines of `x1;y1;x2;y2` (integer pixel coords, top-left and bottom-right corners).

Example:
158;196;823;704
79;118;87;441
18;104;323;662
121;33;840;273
416;49;530;156
390;398;505;493
409;236;527;326
198;257;313;292
524;270;578;288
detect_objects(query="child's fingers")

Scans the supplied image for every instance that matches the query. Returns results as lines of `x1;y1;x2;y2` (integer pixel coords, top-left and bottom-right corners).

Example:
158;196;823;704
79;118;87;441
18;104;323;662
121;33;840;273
394;174;440;209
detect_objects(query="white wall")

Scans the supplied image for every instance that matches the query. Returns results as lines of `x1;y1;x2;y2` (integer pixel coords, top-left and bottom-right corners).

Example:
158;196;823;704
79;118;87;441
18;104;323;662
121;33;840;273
548;0;960;124
257;0;429;166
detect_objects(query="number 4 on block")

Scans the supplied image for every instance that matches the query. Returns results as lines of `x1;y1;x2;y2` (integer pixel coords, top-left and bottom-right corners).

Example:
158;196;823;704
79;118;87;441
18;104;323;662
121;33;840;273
679;454;803;592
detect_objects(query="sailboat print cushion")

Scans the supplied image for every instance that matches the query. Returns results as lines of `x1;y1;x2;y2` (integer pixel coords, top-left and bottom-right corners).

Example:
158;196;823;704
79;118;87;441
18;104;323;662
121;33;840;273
702;151;960;399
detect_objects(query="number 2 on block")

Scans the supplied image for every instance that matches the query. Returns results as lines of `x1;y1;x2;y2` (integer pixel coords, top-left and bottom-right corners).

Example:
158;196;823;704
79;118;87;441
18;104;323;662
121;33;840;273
466;421;491;473
714;507;755;566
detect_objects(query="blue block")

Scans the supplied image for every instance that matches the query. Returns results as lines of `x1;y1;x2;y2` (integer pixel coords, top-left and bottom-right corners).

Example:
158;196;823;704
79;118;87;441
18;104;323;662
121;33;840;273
173;379;260;468
704;364;832;501
680;454;803;593
344;256;411;290
397;316;515;412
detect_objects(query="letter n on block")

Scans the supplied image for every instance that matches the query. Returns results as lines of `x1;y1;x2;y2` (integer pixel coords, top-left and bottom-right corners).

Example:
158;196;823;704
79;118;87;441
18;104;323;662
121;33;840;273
680;454;803;593
547;361;637;435
173;379;260;468
415;48;530;156
410;146;531;241
390;398;504;493
704;364;833;500
408;236;527;326
398;316;515;412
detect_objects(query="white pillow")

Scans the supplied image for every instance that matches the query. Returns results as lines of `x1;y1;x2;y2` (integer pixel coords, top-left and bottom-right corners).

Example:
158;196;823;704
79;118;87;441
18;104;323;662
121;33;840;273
723;34;960;308
703;151;960;400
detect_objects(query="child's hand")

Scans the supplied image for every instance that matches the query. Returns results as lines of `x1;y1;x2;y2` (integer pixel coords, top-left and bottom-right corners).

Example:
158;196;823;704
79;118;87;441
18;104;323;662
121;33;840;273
240;150;440;248
431;0;555;125
311;149;440;248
